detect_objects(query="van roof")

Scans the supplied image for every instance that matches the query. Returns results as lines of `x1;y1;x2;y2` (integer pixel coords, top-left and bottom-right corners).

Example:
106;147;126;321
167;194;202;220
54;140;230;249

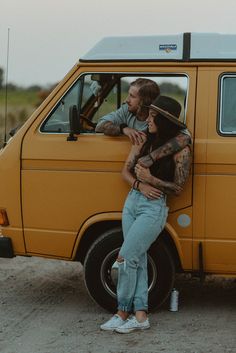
80;33;236;62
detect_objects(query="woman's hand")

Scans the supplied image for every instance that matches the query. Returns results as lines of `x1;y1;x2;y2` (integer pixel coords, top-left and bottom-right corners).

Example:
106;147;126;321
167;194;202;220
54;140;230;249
134;164;152;184
139;183;163;200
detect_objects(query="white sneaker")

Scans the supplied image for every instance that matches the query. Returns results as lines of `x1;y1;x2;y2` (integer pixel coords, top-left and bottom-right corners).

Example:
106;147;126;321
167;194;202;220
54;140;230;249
100;314;126;331
112;261;119;269
115;316;150;334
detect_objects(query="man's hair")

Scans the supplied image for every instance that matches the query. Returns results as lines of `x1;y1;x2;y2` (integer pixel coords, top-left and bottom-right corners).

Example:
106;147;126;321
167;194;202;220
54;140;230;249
130;78;160;106
130;78;160;118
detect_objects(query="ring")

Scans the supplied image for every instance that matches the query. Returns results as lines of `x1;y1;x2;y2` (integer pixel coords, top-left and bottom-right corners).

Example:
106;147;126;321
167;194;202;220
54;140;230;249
149;192;152;196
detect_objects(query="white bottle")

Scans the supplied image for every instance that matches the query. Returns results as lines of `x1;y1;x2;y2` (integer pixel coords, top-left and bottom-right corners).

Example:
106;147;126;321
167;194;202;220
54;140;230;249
169;288;179;312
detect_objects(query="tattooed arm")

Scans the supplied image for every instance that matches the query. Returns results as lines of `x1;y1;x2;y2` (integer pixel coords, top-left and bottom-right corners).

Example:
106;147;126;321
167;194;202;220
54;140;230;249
122;144;163;199
95;121;120;135
138;132;191;168
96;121;146;145
135;146;191;196
173;145;191;188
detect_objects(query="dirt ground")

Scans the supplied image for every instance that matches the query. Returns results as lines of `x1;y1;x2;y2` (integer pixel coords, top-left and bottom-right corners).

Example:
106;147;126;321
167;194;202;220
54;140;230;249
0;256;235;353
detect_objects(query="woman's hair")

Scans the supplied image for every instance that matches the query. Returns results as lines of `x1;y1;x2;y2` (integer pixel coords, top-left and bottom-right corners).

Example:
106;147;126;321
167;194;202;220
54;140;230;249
130;78;160;118
140;112;182;157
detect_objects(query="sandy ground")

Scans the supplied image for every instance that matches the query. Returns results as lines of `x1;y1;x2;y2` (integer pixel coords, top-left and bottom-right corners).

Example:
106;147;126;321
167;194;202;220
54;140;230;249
0;256;235;353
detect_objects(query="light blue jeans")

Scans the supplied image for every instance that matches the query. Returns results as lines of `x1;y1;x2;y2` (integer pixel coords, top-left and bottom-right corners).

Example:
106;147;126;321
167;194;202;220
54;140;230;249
117;189;168;313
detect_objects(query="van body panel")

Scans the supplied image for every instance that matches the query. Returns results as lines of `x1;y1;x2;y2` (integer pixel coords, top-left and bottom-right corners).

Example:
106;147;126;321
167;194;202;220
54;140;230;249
165;212;192;270
20;65;196;259
193;67;236;273
0;134;25;253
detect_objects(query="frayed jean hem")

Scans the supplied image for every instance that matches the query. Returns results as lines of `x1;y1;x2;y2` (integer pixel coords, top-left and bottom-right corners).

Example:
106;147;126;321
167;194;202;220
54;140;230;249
117;304;132;313
133;305;148;313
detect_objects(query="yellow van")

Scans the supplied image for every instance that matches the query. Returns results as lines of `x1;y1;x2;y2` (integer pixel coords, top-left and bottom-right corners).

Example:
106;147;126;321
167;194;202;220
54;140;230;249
0;33;236;311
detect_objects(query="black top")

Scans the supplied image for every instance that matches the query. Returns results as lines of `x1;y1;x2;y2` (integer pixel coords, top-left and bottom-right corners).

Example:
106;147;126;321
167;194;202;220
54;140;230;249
149;154;175;182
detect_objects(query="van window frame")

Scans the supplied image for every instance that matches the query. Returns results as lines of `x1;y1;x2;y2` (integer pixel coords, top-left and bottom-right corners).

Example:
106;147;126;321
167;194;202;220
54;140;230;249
218;73;236;136
39;71;189;135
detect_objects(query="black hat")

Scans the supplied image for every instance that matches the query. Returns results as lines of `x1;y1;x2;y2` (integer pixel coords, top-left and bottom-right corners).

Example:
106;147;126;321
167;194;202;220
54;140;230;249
149;95;186;129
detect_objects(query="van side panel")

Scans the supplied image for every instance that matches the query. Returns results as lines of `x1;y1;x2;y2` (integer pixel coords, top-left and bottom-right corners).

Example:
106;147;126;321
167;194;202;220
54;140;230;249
0;133;26;254
193;67;236;273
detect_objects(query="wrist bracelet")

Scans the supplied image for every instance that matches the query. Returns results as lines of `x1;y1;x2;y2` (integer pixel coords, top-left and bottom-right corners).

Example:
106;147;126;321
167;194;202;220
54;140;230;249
120;123;128;134
132;179;138;190
132;179;140;191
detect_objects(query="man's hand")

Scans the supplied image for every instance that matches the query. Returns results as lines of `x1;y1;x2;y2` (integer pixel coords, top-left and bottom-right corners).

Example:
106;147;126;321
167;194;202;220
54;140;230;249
137;154;154;168
123;127;146;145
135;164;152;184
139;183;163;200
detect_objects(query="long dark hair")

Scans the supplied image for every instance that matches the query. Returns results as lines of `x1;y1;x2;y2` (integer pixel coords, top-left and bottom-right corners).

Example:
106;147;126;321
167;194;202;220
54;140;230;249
140;113;182;158
139;114;182;181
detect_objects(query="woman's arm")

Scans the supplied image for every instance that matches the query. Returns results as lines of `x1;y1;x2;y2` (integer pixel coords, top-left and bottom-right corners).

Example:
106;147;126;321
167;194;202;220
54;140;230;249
135;146;191;196
121;145;140;187
122;144;163;200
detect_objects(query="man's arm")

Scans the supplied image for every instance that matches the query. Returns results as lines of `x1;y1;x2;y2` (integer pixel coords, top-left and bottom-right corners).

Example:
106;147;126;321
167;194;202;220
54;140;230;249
95;121;120;135
138;132;191;168
96;120;146;145
173;146;191;188
135;146;191;196
95;104;127;134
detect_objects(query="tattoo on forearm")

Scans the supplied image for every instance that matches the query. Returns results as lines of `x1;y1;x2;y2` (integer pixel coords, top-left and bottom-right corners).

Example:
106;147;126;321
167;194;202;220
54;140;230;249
97;121;120;136
174;147;191;186
151;133;191;161
153;178;180;195
151;146;191;195
126;156;138;172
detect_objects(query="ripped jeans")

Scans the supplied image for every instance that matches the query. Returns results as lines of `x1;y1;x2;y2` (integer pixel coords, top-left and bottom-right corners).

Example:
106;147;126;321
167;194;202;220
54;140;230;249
117;189;168;313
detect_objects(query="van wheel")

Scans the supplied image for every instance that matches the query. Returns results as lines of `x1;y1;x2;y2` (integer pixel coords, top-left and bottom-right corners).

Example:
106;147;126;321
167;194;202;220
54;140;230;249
84;228;175;312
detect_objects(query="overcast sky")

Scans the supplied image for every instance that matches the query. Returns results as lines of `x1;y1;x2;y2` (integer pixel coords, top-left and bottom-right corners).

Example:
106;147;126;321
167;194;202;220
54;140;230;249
1;0;236;87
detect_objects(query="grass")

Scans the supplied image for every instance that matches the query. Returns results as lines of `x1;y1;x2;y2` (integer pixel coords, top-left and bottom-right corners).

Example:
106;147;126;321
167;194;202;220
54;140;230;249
0;88;40;146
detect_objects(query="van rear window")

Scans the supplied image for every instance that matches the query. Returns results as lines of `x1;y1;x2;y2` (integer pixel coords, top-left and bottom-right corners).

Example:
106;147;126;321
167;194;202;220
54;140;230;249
219;75;236;135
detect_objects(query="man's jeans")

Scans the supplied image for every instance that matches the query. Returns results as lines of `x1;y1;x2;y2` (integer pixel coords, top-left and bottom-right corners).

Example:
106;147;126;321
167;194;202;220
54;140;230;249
117;189;168;313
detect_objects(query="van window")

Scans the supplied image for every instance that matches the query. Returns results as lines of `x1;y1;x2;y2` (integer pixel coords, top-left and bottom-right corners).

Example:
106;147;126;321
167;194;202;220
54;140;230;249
41;79;82;133
219;75;236;135
40;73;188;134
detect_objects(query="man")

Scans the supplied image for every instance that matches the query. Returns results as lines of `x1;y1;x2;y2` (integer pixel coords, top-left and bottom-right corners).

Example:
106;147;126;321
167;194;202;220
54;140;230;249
95;78;191;168
96;78;159;144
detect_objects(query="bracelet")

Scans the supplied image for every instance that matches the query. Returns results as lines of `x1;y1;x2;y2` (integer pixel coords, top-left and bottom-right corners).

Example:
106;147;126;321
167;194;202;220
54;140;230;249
149;153;155;163
120;123;128;134
132;179;140;190
132;179;138;190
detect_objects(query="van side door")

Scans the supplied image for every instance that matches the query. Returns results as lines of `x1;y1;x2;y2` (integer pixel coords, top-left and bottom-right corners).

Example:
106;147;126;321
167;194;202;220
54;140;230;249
193;67;236;274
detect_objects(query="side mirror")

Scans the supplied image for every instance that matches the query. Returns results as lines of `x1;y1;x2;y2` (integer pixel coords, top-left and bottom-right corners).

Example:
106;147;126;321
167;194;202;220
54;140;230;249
67;105;80;141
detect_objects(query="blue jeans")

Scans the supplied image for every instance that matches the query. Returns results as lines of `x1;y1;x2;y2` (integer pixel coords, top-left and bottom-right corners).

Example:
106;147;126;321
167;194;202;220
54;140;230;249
117;189;168;313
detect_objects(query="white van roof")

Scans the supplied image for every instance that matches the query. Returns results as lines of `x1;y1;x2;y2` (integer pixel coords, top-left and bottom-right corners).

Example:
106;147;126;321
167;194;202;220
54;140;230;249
81;33;236;62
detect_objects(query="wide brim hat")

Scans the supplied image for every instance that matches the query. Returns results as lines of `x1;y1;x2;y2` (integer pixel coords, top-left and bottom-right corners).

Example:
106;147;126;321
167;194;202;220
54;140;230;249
148;95;186;129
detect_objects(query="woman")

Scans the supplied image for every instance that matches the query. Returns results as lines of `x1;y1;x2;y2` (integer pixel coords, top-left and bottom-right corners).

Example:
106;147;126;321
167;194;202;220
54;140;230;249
100;95;191;333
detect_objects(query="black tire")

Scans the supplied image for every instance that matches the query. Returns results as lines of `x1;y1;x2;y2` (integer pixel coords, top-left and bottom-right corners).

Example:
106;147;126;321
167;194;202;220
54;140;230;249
84;227;175;312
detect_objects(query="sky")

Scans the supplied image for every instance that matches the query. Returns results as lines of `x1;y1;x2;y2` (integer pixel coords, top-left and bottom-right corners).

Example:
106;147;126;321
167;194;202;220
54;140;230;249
1;0;236;87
